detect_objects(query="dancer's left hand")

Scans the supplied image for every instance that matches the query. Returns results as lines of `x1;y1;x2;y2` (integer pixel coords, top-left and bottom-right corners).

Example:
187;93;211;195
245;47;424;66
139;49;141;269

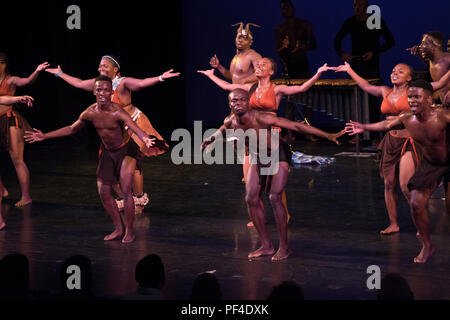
24;128;44;143
36;62;50;72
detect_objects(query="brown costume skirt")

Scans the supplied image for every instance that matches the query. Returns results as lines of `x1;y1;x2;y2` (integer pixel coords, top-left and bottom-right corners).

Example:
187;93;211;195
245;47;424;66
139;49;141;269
377;131;421;178
97;139;143;186
0;109;32;150
407;156;449;191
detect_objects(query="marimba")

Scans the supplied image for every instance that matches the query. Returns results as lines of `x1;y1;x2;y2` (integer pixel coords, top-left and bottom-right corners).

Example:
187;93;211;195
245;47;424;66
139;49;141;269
273;78;382;155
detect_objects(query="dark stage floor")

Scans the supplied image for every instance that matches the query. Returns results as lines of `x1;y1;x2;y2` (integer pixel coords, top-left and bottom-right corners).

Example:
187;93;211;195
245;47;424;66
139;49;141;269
0;138;449;300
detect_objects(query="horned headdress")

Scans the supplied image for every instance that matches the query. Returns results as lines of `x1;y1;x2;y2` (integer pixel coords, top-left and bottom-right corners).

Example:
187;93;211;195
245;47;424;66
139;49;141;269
232;22;261;40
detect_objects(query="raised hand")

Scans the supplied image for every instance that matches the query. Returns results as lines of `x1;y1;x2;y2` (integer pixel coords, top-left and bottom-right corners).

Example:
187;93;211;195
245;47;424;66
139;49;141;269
406;45;421;55
36;62;50;72
161;69;181;80
24;128;45;143
45;65;62;75
334;61;351;73
316;63;337;74
209;54;220;68
197;69;215;77
344;120;364;135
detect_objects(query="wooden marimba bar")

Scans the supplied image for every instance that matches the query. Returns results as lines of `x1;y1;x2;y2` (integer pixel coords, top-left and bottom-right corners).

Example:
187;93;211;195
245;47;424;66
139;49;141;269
273;78;381;155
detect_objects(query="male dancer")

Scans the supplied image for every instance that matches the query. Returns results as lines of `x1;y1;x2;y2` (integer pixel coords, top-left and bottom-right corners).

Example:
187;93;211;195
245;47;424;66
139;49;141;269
210;22;262;85
346;79;449;263
408;31;450;107
25;76;155;243
46;56;179;212
202;89;343;261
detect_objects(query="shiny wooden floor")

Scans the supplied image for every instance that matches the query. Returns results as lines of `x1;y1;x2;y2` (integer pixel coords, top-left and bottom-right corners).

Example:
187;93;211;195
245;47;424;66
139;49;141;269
0;138;448;300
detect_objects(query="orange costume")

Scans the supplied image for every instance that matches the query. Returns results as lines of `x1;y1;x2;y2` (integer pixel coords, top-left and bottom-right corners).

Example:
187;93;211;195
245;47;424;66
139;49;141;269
377;89;420;178
0;75;32;150
249;83;277;112
111;77;169;157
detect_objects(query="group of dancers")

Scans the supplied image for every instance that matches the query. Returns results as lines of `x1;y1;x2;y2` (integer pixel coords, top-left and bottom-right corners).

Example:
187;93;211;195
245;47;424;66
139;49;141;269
0;24;449;263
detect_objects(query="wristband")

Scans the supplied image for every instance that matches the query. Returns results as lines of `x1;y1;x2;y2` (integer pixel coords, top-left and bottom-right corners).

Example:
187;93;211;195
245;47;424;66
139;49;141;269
159;75;164;82
55;70;64;77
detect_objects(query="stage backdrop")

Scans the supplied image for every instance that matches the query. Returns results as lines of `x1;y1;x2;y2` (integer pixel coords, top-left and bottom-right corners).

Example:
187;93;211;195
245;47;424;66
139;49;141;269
182;0;450;127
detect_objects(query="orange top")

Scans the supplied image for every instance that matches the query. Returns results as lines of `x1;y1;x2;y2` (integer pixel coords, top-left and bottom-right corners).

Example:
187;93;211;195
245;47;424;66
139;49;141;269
0;75;14;97
380;89;410;114
249;83;278;112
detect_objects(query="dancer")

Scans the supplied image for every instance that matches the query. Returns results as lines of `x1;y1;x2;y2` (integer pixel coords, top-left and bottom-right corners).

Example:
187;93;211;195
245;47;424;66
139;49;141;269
335;61;450;235
346;79;449;263
0;52;49;207
0;95;33;230
46;55;179;212
202;89;343;261
407;31;450;106
25;76;155;243
209;22;262;85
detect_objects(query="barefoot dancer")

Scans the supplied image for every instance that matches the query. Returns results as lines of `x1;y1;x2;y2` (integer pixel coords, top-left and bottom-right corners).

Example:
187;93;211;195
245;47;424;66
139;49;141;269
46;56;179;212
202;89;343;261
346;79;449;263
335;61;450;235
25;76;155;243
0;95;33;230
199;58;335;226
0;52;49;207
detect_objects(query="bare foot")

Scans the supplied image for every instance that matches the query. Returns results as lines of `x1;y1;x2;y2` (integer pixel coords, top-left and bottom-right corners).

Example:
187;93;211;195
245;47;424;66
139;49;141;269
272;248;290;261
122;232;135;243
14;198;32;208
248;246;275;259
135;206;143;215
380;224;400;235
247;221;254;228
0;220;5;231
413;245;434;263
104;228;123;241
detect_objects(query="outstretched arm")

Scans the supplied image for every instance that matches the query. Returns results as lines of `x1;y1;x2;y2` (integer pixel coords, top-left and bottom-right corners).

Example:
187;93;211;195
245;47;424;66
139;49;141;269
345;117;405;135
334;62;387;97
9;62;49;87
259;113;344;144
276;63;335;96
116;109;155;148
201;117;232;150
122;69;180;92
0;95;34;107
46;65;95;91
197;69;250;91
24;112;88;143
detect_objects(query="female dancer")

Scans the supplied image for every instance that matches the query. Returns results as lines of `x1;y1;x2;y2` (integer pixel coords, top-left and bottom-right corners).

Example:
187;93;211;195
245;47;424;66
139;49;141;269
0;94;34;229
46;56;179;212
335;61;450;234
0;52;48;207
